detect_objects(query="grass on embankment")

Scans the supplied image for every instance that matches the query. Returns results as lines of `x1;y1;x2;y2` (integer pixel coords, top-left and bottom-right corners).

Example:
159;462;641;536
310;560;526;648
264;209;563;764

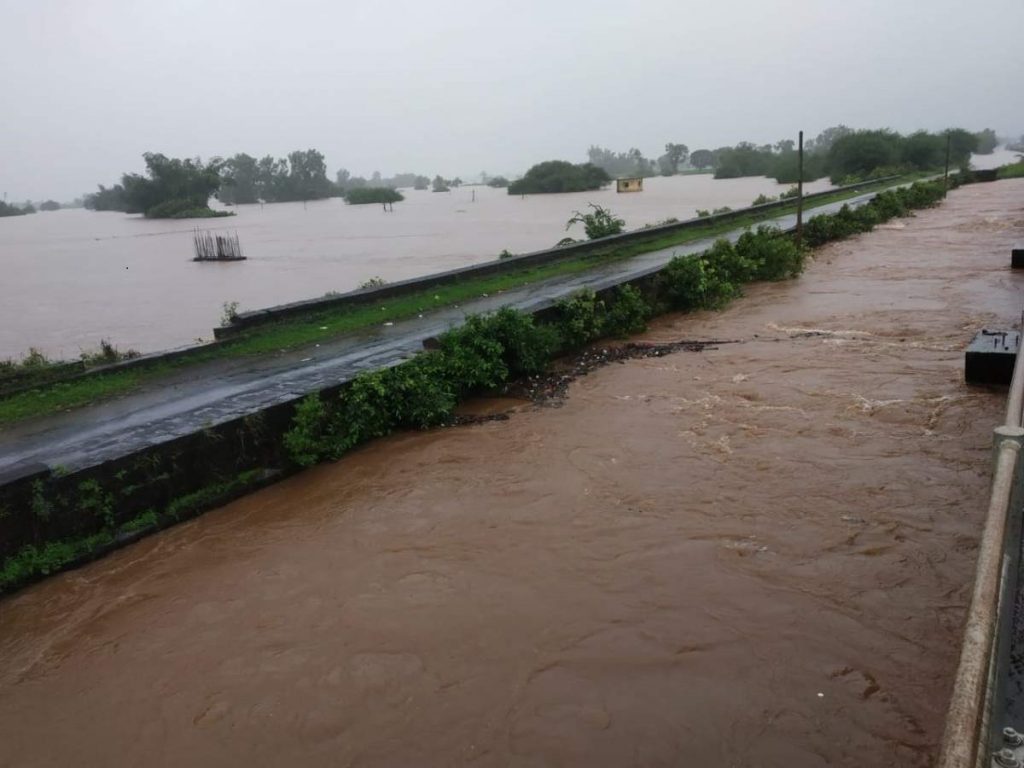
0;175;919;427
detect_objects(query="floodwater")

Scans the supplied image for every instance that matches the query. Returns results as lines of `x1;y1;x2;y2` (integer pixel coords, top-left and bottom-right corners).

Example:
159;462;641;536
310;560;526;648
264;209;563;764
0;174;833;360
0;180;1021;767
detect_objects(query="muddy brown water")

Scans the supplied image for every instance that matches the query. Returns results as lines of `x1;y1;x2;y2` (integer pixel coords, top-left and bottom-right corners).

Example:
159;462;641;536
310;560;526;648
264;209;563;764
0;174;835;361
0;180;1022;767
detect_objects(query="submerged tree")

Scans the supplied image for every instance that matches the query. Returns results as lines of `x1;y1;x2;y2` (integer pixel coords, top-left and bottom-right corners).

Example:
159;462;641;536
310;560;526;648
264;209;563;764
566;204;625;240
508;161;610;195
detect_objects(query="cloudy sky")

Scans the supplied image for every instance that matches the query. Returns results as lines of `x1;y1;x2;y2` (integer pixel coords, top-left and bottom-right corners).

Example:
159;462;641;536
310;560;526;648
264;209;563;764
2;0;1022;200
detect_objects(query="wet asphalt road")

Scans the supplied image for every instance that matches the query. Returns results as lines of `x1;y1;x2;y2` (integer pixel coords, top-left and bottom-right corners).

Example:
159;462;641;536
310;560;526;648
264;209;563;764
0;194;882;477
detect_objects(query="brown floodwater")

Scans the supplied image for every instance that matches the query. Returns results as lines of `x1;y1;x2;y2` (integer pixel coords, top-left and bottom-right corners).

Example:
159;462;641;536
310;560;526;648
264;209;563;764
0;174;833;360
0;180;1022;767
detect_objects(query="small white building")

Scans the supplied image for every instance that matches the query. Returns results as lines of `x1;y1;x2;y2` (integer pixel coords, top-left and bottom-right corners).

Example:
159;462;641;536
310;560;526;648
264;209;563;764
616;177;644;193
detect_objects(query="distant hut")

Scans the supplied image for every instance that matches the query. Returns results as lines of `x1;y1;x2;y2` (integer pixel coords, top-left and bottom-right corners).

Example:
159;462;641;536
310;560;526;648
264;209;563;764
616;177;643;193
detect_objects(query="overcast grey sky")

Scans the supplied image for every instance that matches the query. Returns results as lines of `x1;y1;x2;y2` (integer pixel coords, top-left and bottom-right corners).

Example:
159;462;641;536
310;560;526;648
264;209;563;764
2;0;1022;200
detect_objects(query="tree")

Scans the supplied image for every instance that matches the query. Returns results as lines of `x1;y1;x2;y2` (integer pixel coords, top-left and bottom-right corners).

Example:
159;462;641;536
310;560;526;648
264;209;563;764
120;153;225;217
775;139;795;153
219;153;260;204
901;131;945;170
507;161;611;195
974;128;998;155
0;201;33;217
39;200;60;211
826;130;902;182
945;129;979;168
689;149;714;170
432;175;450;192
806;125;853;154
713;142;773;179
286;149;332;201
83;184;129;211
344;187;404;210
663;143;689;173
487;176;509;188
566;204;625;240
586;146;655;178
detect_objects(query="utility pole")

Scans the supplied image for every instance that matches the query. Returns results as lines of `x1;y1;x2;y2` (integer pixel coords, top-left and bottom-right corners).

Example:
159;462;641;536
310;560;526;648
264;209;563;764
944;131;951;197
796;130;804;250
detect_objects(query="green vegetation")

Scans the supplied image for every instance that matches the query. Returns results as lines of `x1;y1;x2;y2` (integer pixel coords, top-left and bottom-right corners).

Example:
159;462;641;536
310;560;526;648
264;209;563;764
487;176;510;188
998;160;1024;179
39;200;60;211
508;161;611;195
431;175;450;193
566;204;625;239
974;129;998;155
344;187;404;207
0;175;925;427
0;200;35;217
704;126;987;185
220;149;334;204
86;152;229;219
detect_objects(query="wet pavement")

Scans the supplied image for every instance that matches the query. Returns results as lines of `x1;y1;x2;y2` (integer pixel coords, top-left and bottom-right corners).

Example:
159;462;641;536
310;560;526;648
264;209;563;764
0;179;1021;767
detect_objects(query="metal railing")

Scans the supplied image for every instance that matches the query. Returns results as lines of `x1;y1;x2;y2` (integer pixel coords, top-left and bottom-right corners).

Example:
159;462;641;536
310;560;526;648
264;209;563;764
938;320;1024;768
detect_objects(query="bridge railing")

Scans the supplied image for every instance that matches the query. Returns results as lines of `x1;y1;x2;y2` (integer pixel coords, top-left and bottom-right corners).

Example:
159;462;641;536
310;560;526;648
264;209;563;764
938;319;1024;768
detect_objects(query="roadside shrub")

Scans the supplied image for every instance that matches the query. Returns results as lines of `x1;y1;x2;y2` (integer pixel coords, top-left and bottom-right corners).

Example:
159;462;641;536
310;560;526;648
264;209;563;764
604;285;653;336
705;238;756;284
480;307;559;377
736;226;803;280
556;290;605;348
283;394;332;466
435;317;508;392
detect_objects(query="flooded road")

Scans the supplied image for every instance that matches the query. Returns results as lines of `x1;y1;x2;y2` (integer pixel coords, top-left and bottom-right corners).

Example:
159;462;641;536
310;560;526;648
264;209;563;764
0;180;1022;767
0;173;830;360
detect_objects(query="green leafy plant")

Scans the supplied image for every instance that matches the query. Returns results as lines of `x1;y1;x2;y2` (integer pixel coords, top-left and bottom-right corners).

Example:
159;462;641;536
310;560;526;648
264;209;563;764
566;204;626;240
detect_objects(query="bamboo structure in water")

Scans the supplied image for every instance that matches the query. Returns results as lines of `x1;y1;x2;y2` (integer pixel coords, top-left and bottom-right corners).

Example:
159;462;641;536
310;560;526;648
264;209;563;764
193;229;245;262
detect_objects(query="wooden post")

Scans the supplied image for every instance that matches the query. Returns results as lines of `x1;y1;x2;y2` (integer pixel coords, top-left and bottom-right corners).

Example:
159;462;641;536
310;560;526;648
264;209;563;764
796;130;804;250
944;131;951;196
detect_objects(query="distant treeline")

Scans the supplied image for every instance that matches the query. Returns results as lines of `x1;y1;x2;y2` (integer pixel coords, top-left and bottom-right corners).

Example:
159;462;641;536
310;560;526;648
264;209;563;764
583;128;999;185
77;126;1008;219
703;126;995;184
0;201;35;217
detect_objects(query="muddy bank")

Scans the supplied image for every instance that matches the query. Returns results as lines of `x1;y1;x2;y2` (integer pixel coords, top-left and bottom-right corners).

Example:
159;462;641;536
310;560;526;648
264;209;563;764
0;180;1022;767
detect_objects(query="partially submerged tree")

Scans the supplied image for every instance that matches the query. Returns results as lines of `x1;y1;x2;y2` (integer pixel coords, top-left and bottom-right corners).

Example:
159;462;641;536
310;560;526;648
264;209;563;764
507;161;610;194
344;187;404;210
566;203;625;240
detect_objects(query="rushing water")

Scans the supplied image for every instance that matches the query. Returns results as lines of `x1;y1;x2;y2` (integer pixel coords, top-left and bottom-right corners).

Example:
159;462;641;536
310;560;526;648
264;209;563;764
0;179;1021;766
0;174;834;360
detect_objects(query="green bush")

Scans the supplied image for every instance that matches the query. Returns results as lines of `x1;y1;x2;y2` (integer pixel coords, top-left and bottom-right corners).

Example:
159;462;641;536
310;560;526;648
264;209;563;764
604;285;652;336
566;204;625;240
283;394;332;466
736;226;804;280
705;238;756;284
556;290;606;348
